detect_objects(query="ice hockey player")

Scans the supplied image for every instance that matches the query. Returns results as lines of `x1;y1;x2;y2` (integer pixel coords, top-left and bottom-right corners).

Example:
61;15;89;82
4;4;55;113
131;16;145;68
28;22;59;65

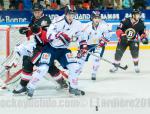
77;10;111;80
110;9;148;73
12;3;68;94
26;5;87;97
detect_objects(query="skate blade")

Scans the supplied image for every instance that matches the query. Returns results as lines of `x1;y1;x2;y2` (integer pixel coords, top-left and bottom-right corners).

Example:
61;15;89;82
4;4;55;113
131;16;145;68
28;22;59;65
27;96;33;100
13;92;27;96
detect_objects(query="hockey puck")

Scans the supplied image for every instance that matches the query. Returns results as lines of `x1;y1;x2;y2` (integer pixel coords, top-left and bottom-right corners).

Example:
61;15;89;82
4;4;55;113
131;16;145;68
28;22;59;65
95;106;98;111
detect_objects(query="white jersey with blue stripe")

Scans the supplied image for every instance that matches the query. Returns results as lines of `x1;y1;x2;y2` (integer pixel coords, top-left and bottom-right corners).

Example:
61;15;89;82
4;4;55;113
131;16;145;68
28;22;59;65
47;15;84;48
83;20;112;45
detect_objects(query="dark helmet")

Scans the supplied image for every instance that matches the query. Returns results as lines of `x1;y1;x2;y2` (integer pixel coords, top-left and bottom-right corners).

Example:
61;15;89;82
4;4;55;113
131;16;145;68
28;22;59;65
132;9;141;15
32;3;43;11
90;10;101;20
65;5;76;15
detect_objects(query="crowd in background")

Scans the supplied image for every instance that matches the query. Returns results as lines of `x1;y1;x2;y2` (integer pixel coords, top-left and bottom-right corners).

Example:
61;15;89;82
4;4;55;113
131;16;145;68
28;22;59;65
0;0;150;11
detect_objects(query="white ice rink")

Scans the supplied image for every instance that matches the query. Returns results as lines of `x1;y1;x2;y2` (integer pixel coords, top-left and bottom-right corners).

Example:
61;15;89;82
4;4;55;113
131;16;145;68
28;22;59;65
0;49;150;114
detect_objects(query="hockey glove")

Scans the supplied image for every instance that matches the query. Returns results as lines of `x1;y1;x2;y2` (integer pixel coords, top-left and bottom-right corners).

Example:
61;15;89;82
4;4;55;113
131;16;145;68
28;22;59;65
30;24;41;34
55;32;71;46
99;37;110;47
116;29;127;43
140;33;148;44
141;38;148;44
77;40;88;58
19;27;29;34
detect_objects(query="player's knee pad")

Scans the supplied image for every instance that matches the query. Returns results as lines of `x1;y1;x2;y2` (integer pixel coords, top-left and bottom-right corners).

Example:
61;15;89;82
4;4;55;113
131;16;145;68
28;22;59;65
93;57;100;71
22;56;34;73
92;53;100;62
36;64;49;77
40;53;51;64
77;57;86;67
27;64;49;90
67;63;81;76
48;64;60;76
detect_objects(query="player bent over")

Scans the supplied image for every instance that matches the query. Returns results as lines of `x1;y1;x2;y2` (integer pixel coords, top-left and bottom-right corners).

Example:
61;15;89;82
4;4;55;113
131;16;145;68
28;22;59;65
11;3;68;94
110;9;148;73
26;6;87;97
77;10;111;80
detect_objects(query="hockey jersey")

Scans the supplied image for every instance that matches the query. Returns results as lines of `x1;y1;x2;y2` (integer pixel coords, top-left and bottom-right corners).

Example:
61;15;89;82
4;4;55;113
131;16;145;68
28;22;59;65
82;20;112;45
47;15;85;48
117;18;146;40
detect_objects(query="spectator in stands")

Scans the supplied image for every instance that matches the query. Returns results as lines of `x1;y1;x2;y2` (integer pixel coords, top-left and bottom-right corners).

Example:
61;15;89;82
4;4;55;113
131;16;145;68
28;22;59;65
46;4;51;9
0;3;4;10
114;0;122;9
9;0;18;9
50;1;58;9
82;0;90;10
90;0;104;10
75;1;83;10
44;0;50;6
17;0;23;10
9;3;16;10
0;0;4;6
133;0;146;9
103;0;114;9
44;0;60;9
145;0;150;9
70;0;74;9
60;0;70;9
22;0;32;10
0;0;4;10
122;0;134;9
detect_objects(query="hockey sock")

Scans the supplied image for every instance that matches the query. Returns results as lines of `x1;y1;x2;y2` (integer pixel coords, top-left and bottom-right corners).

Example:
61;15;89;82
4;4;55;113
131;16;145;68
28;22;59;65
20;79;29;87
27;64;49;89
133;58;139;66
51;71;64;82
67;63;81;89
91;56;100;76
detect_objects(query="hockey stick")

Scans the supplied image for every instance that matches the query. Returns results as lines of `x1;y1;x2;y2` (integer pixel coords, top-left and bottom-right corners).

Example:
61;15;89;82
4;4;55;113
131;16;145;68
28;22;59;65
87;51;128;70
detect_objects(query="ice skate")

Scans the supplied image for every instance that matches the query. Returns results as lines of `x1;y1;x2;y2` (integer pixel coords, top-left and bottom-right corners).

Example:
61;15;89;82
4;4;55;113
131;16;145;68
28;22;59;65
13;84;27;94
69;87;85;96
91;73;96;80
27;87;35;98
134;66;140;73
57;78;68;89
109;66;118;73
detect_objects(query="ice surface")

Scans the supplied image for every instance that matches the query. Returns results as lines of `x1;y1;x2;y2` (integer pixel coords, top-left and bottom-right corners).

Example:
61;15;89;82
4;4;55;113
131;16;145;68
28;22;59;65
0;50;150;114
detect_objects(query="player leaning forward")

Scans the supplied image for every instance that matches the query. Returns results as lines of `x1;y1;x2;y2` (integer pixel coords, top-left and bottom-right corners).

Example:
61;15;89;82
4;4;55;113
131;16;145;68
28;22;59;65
110;9;148;73
26;6;87;97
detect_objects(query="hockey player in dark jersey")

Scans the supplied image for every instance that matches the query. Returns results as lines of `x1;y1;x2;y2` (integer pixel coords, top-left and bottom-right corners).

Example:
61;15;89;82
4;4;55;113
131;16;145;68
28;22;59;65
13;3;68;94
110;9;148;73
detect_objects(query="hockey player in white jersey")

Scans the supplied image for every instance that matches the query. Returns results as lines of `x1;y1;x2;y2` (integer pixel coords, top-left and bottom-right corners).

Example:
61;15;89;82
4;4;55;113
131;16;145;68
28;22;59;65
26;6;87;97
77;10;112;80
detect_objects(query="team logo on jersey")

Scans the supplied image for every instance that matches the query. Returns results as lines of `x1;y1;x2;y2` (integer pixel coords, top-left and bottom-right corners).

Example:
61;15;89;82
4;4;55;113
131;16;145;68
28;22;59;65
125;28;136;39
40;53;51;64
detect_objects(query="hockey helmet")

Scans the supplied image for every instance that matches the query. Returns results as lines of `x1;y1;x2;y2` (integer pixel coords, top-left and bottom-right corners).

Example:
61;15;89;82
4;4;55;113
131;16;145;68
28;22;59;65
132;9;141;15
32;3;43;11
90;10;101;20
65;5;76;15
